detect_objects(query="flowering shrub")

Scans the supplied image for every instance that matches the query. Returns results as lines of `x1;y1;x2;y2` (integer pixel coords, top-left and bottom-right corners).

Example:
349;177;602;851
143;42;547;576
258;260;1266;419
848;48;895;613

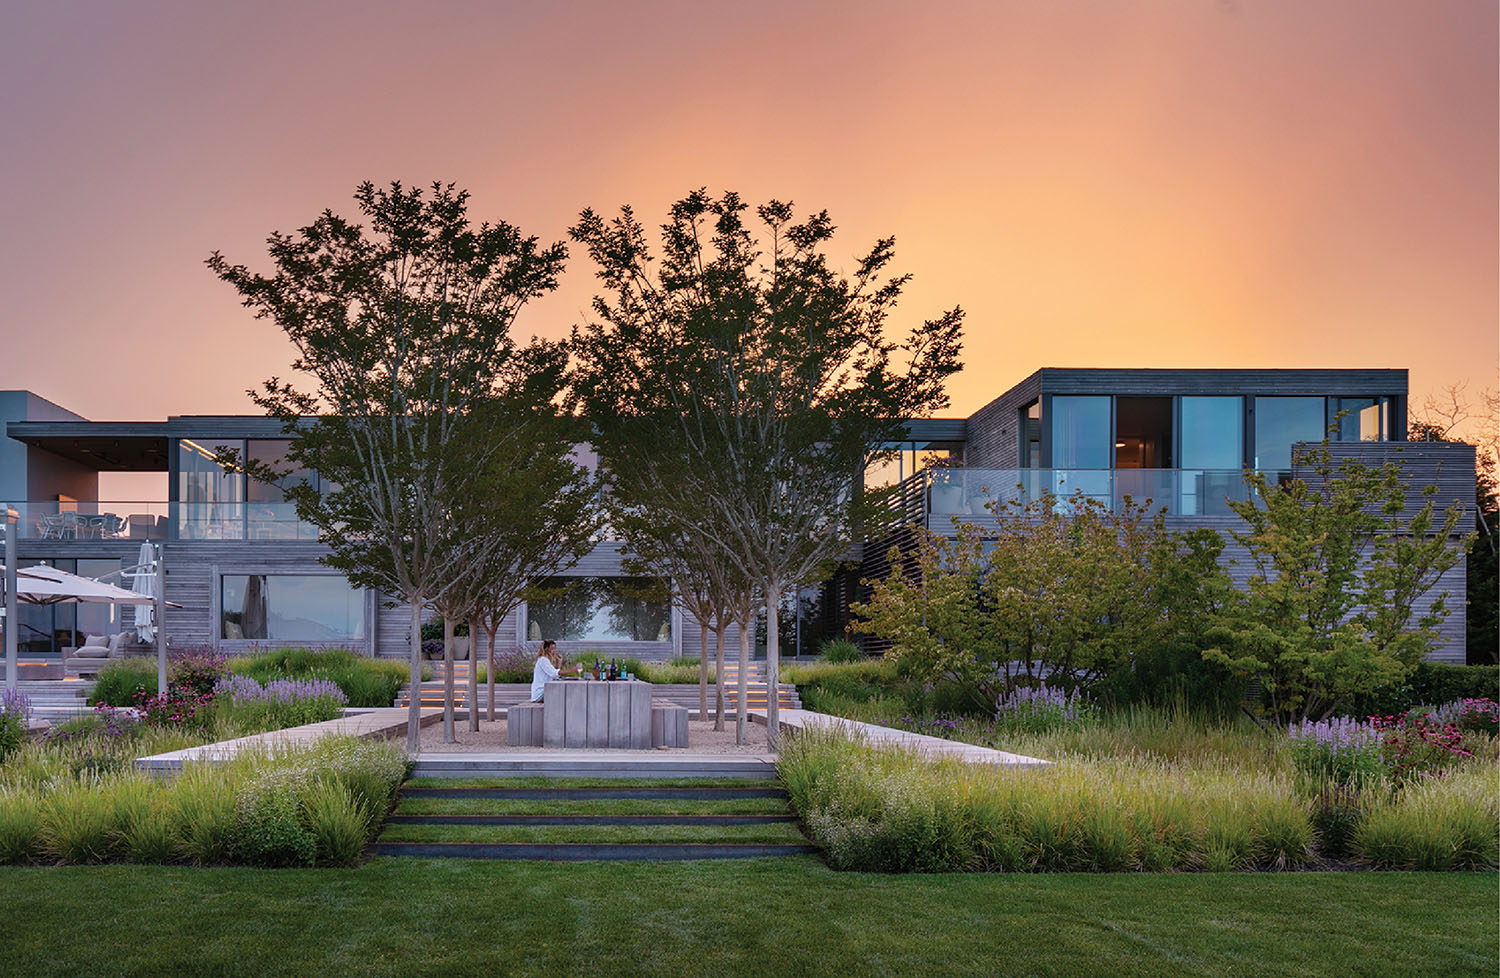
0;688;32;761
215;676;346;730
1373;712;1472;784
1287;717;1385;788
134;688;216;732
994;684;1097;734
1425;698;1500;738
168;647;228;697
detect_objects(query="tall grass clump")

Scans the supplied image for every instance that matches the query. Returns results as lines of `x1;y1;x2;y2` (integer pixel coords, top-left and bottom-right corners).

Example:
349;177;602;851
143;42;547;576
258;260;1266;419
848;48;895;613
1354;767;1499;871
0;786;42;864
817;638;865;663
40;781;120;864
779;727;1315;874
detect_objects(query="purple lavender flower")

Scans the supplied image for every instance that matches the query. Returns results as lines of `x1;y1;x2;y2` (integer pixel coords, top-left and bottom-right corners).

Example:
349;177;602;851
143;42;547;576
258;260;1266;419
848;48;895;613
1;687;32;726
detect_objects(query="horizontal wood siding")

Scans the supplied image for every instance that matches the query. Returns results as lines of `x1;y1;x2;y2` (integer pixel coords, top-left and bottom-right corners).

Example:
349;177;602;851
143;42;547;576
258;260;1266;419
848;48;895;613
964;371;1041;469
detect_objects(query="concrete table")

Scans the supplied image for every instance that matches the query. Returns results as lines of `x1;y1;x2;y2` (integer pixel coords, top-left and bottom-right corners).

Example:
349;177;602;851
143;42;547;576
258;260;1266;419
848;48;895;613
543;680;653;749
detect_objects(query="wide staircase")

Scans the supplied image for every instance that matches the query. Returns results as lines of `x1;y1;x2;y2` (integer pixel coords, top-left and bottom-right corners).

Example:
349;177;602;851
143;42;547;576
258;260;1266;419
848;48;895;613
368;778;818;861
396;659;799;713
10;681;94;724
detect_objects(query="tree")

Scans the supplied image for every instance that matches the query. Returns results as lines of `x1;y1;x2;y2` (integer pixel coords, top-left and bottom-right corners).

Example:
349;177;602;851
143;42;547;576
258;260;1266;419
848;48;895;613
428;363;600;740
570;190;963;745
1409;382;1498;665
207;180;567;751
855;492;1233;709
1203;444;1471;723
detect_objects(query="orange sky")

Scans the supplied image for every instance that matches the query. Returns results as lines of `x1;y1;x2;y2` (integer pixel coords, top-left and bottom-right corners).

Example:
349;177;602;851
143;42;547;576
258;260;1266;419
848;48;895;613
1;1;1495;440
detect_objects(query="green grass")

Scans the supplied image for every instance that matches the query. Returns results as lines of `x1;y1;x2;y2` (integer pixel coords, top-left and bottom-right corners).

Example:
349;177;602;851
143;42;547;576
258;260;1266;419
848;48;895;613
376;822;807;844
0;862;1492;977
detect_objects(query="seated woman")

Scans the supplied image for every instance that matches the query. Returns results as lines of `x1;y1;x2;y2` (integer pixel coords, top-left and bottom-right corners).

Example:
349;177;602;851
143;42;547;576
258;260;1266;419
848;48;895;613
530;640;581;701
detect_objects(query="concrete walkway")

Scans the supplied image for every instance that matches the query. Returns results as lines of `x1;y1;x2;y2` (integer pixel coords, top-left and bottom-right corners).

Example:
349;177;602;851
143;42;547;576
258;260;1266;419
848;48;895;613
135;708;441;773
751;708;1050;767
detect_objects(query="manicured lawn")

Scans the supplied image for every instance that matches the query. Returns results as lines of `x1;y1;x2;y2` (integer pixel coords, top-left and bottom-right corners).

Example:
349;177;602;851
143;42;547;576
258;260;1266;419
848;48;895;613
0;860;1492;978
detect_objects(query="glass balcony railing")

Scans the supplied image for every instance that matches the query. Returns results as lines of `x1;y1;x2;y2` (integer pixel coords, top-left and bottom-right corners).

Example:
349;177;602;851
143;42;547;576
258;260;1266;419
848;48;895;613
913;468;1251;528
2;501;320;542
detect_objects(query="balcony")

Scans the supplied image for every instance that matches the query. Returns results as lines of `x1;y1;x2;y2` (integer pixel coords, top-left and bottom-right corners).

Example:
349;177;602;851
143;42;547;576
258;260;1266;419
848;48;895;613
874;467;1252;536
5;501;319;542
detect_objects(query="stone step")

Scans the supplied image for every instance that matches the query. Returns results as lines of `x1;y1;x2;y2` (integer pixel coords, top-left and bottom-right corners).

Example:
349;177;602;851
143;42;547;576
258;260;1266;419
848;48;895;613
385;814;795;826
367;841;818;861
402;785;785;800
407;754;778;780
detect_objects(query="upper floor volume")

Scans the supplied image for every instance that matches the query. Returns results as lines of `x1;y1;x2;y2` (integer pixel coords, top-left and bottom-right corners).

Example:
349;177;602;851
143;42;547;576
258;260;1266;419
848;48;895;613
3;368;1412;541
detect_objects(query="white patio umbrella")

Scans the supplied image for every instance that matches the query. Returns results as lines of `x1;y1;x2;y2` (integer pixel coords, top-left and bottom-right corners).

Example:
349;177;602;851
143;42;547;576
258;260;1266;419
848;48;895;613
7;564;160;607
131;543;157;642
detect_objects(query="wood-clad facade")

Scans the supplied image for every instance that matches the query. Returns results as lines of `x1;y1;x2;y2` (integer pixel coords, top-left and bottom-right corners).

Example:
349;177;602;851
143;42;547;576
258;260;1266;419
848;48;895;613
3;366;1476;667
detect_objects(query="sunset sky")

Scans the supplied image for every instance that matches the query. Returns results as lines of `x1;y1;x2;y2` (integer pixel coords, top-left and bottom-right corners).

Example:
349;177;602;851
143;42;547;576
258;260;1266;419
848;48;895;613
1;1;1495;444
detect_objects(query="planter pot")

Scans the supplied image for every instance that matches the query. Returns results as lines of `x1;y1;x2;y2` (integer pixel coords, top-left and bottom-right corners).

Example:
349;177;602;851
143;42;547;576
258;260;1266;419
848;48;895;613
453;636;470;661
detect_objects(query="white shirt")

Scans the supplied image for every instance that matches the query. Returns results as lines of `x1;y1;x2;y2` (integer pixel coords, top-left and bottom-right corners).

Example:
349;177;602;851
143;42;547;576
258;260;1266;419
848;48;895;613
530;656;560;702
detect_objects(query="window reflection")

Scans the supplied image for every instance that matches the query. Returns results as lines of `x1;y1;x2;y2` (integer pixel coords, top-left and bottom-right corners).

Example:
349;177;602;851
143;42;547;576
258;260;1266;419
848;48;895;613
221;574;365;641
1254;397;1326;476
527;576;671;642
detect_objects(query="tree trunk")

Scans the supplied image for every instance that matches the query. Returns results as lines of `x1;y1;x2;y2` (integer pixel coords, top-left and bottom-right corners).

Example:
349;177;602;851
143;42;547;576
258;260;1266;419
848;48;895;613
713;623;726;732
407;595;423;754
736;619;749;746
442;617;456;743
765;582;780;751
698;615;709;723
467;617;480;732
487;619;498;723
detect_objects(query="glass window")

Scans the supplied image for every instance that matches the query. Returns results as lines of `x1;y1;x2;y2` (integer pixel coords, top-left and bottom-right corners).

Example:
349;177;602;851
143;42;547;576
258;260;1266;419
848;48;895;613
1334;397;1388;441
1254;397;1326;474
1181;396;1243;469
221;574;365;641
246;440;318;540
1020;401;1041;468
1050;396;1111;468
178;439;244;540
527;576;671;643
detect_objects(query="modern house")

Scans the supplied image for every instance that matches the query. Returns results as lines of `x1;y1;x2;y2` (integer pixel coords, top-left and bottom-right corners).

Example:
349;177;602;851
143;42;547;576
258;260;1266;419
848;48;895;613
0;367;1477;668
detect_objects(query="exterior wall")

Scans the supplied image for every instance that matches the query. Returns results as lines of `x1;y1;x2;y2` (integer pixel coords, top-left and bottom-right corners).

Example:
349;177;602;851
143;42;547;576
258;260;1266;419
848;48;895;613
0;391;93;504
963;370;1041;468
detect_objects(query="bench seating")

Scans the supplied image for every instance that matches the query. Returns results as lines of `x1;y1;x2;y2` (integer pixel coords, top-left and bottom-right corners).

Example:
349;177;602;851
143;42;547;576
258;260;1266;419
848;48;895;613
650;699;689;748
508;700;545;747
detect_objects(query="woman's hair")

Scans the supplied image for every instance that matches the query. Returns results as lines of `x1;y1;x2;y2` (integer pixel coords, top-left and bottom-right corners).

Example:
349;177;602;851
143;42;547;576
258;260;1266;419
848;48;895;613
538;639;557;657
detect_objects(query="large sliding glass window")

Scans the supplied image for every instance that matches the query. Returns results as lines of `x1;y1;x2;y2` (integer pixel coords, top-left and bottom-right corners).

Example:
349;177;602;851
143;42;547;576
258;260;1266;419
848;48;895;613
1180;396;1244;515
1049;396;1111;502
1254;397;1326;476
526;577;671;643
1181;397;1243;469
246;440;319;540
221;574;365;641
178;439;245;539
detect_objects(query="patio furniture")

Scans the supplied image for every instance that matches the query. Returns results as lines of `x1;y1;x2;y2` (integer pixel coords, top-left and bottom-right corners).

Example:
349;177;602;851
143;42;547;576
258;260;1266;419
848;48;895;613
541;680;656;749
62;632;130;678
98;514;126;538
36;513;68;539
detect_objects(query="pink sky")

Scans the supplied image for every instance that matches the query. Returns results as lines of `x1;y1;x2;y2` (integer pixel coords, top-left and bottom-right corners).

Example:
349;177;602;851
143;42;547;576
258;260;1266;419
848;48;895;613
1;1;1494;441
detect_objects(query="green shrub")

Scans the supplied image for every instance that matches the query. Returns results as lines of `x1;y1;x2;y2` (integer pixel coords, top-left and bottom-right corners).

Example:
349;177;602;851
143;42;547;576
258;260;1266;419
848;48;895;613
230;767;317;868
1348;662;1500;719
817;638;864;663
90;659;159;707
230;648;420;707
0;787;42;864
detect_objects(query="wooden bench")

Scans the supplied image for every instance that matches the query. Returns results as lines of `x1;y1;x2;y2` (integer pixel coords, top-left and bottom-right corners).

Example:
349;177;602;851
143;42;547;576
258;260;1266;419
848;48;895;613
508;700;545;747
651;699;689;748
